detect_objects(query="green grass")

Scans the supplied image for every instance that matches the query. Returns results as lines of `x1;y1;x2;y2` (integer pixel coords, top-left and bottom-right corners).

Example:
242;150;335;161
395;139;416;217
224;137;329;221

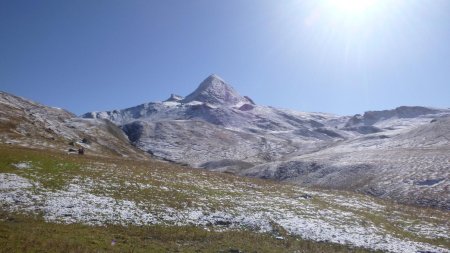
0;211;379;253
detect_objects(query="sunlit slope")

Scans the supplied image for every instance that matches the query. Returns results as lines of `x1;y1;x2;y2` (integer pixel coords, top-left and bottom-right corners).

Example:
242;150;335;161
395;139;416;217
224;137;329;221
0;91;148;159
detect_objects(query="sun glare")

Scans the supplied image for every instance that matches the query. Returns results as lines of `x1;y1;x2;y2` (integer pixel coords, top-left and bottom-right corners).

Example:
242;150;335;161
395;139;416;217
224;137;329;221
328;0;377;16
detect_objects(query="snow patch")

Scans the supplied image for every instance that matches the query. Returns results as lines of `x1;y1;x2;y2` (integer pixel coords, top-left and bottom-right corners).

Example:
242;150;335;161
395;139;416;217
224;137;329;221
12;162;33;170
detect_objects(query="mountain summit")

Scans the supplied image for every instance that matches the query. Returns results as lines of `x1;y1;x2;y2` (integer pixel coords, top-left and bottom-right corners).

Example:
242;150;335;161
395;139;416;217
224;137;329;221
181;74;252;106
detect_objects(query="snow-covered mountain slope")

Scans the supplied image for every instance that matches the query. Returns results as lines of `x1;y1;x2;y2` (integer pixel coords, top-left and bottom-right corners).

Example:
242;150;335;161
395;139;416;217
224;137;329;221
0;91;148;159
346;106;446;127
82;74;450;210
83;75;347;166
121;119;303;168
241;116;450;210
344;106;450;135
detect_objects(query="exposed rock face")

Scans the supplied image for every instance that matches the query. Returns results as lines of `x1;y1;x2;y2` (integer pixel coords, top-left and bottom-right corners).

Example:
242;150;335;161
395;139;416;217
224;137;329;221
239;104;254;111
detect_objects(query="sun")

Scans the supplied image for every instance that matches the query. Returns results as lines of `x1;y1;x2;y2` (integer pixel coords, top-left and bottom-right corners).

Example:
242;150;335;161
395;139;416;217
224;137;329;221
328;0;377;16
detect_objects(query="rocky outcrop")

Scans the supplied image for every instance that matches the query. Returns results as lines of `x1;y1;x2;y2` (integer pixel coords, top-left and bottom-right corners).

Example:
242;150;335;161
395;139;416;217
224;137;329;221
181;74;253;106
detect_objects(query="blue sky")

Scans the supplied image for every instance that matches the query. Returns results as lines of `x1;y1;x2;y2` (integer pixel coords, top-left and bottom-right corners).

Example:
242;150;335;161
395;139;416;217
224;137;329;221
1;0;449;115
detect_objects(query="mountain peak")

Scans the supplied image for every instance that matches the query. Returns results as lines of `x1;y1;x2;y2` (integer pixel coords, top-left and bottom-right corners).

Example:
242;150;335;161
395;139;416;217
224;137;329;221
197;74;228;92
181;75;252;106
206;74;225;82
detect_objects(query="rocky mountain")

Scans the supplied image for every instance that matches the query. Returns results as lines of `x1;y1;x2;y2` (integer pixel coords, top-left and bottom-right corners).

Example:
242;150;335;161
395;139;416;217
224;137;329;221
83;75;347;166
82;74;450;210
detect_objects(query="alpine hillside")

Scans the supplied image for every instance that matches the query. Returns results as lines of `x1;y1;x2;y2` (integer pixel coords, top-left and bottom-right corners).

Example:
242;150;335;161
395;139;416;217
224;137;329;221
83;75;450;211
